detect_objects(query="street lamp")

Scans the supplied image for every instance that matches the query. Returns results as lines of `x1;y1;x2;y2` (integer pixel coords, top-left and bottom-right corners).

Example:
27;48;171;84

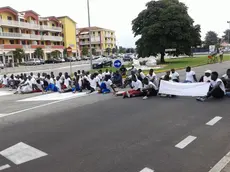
87;0;93;69
227;21;230;44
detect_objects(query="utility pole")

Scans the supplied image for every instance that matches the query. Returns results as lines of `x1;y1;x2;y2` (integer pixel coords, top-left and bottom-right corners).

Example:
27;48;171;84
87;0;93;69
227;21;230;44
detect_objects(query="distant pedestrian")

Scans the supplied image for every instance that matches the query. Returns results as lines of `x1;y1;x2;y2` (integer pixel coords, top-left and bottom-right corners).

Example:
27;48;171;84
219;48;224;63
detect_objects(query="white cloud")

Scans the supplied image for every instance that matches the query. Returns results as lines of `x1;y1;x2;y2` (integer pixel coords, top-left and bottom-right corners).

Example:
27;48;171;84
1;0;230;47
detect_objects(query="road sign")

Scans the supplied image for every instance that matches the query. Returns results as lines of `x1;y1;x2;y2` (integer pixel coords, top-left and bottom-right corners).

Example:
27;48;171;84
113;59;122;68
67;47;72;53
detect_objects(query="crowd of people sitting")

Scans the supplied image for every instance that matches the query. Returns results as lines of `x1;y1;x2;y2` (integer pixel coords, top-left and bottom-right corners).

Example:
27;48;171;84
0;65;230;101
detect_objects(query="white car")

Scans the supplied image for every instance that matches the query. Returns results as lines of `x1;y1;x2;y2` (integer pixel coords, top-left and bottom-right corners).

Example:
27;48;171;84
0;61;4;69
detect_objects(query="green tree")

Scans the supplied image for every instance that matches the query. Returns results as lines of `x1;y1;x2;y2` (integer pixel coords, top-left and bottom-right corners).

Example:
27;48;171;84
13;48;25;63
63;48;67;57
222;29;230;43
118;46;126;54
82;47;89;56
34;47;44;59
204;31;218;48
112;48;117;54
92;48;96;56
51;50;61;59
106;48;111;55
132;0;201;63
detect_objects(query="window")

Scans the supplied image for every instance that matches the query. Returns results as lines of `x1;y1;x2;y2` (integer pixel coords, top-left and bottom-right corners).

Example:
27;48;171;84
7;16;12;20
10;40;14;44
9;28;13;33
98;31;100;34
93;32;95;35
0;15;2;19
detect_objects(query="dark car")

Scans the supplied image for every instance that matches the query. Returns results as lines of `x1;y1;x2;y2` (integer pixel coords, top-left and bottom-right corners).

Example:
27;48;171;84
45;58;62;64
92;58;112;69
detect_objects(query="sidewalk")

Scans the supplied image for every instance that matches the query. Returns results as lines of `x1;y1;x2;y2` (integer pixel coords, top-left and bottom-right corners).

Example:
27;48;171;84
221;163;230;172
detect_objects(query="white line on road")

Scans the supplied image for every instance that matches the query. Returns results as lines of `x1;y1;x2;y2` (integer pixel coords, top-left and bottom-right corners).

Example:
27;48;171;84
206;116;222;126
175;135;197;149
209;151;230;172
0;164;10;171
0;92;97;118
140;167;154;172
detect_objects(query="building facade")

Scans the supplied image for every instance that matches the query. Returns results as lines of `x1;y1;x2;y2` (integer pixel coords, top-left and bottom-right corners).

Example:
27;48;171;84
77;26;116;55
0;6;77;64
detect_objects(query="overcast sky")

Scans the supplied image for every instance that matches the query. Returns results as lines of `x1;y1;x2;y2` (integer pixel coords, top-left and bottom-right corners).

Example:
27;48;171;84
1;0;230;47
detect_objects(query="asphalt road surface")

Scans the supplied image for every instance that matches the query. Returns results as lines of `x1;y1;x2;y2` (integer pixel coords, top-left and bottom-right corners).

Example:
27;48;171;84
0;62;230;172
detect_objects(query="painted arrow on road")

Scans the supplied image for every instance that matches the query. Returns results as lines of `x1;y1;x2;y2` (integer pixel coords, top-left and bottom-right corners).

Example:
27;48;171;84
140;167;154;172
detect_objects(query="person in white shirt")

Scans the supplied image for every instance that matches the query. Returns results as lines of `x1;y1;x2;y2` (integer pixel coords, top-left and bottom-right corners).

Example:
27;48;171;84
197;71;226;102
142;77;158;100
123;75;143;98
184;66;197;83
99;75;116;94
55;76;62;92
199;70;212;83
170;69;180;82
147;69;158;86
15;76;33;94
45;75;56;92
1;75;8;87
86;73;100;93
137;69;146;81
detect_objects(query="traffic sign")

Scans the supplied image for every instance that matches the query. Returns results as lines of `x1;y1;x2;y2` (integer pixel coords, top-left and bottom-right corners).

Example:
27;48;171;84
113;59;122;68
67;47;72;53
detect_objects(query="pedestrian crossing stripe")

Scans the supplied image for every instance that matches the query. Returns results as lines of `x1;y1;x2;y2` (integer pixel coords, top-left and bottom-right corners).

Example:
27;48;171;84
0;142;47;165
18;92;88;102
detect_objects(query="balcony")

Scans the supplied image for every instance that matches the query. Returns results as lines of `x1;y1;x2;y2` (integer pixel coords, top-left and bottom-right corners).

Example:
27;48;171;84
0;32;42;40
40;25;62;32
42;35;63;41
79;34;90;39
0;19;40;30
80;41;89;45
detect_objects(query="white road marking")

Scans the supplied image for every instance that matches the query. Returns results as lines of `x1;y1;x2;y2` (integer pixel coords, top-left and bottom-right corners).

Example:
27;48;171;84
0;91;13;97
140;167;154;172
209;151;230;172
0;164;10;171
0;92;97;118
18;92;87;102
0;142;47;165
206;116;222;126
175;135;197;149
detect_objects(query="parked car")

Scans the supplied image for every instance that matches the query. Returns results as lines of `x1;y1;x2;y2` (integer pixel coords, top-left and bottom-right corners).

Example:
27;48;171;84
123;54;133;62
92;57;112;69
0;61;4;69
39;59;45;65
76;57;81;61
45;58;63;64
64;57;75;62
24;58;41;65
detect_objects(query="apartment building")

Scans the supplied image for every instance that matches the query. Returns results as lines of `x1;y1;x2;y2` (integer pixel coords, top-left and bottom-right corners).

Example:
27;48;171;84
77;26;116;55
0;6;78;64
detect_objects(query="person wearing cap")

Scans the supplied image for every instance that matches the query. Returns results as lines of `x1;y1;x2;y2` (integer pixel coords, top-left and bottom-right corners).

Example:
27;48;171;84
199;70;212;82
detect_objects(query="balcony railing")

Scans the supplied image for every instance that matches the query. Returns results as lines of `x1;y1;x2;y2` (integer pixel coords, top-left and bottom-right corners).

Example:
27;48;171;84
0;19;62;32
40;25;62;32
42;35;63;41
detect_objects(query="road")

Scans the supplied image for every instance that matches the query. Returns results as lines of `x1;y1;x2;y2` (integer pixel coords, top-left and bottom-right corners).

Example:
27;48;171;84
0;62;230;172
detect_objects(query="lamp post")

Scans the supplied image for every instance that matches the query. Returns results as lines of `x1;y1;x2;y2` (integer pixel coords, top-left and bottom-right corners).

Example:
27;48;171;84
87;0;93;69
227;21;230;44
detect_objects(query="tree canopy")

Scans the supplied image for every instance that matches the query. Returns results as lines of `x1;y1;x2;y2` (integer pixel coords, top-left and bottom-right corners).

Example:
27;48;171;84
106;48;111;55
132;0;201;63
82;47;89;56
222;29;230;43
51;50;61;59
13;48;25;63
34;48;44;59
204;31;218;47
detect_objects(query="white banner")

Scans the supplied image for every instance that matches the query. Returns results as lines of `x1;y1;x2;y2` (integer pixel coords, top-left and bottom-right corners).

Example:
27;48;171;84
159;80;211;97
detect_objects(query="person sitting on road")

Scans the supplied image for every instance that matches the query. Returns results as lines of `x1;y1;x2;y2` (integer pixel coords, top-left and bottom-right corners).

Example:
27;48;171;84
55;76;62;92
199;70;212;83
142;77;158;100
99;75;117;94
45;75;57;92
184;66;197;83
112;70;122;87
123;74;143;98
102;69;111;79
119;65;127;79
61;74;72;92
221;69;230;96
137;69;146;82
86;73;100;94
196;71;226;102
170;69;180;82
15;76;34;94
147;69;158;86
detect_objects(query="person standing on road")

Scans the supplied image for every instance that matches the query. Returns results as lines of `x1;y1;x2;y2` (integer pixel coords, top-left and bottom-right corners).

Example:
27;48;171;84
219;48;224;63
184;66;197;83
196;71;226;102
